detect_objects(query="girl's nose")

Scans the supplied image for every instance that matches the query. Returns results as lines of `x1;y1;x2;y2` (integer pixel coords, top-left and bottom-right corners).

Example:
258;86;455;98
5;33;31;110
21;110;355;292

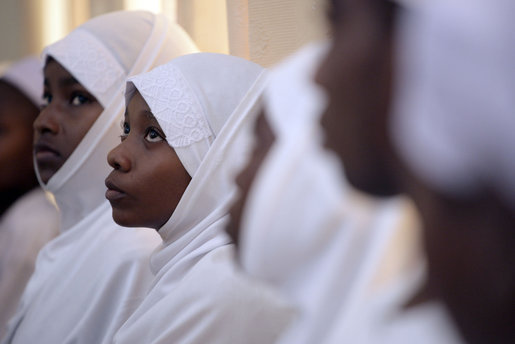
107;142;131;172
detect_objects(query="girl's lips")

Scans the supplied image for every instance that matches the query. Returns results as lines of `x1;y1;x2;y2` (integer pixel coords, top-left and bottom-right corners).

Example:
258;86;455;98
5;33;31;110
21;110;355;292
105;179;127;202
34;142;61;163
105;189;126;201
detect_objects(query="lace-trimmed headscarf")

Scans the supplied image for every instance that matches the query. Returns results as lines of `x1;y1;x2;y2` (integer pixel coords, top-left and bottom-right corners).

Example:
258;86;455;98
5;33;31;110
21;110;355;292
113;54;294;344
125;52;266;268
126;53;262;178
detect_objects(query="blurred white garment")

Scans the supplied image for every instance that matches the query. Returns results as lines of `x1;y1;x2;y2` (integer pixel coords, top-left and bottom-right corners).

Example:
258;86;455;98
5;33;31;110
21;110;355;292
2;11;198;344
0;189;59;338
114;53;294;344
327;265;463;344
239;42;419;344
392;0;515;209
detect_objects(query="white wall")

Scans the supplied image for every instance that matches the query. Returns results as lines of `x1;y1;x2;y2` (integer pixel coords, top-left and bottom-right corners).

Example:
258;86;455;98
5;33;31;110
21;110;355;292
1;0;328;67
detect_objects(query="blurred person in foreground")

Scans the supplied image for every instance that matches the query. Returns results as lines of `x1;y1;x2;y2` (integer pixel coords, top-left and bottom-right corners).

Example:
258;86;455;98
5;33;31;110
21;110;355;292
317;0;514;343
0;57;59;338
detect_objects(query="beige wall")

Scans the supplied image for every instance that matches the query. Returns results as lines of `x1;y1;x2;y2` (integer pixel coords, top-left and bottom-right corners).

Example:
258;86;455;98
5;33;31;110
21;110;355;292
1;0;328;67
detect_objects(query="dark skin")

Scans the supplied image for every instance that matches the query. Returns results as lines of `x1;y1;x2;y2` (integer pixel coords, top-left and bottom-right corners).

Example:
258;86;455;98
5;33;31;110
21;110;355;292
0;80;39;217
226;111;275;247
315;0;401;197
405;174;515;344
34;58;103;184
106;91;191;230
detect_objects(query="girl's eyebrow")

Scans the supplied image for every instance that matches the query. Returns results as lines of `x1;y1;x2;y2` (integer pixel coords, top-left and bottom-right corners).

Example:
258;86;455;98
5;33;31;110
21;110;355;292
142;110;157;122
43;76;80;88
59;77;79;87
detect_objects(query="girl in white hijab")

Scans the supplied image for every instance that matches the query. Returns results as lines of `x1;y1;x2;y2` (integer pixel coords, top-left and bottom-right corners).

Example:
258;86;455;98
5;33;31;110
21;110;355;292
230;42;419;344
2;11;198;344
0;57;59;338
391;0;515;342
106;53;294;344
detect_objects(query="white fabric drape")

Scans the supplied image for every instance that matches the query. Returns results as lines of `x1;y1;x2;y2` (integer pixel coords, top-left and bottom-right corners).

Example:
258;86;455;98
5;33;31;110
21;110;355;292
114;53;294;344
238;42;419;344
0;189;59;339
2;11;198;344
392;0;515;210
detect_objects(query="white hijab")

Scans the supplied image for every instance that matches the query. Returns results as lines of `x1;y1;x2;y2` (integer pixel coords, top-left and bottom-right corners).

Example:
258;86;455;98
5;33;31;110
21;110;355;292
114;53;294;344
238;42;419;344
1;57;44;107
392;0;515;208
3;11;198;344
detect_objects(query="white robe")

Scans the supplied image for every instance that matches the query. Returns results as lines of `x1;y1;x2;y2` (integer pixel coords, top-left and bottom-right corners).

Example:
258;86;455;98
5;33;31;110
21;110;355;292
114;53;295;344
2;11;198;344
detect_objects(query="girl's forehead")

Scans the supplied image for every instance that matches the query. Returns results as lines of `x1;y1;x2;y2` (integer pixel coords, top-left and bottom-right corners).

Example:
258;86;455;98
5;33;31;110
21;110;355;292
43;59;77;85
126;92;158;122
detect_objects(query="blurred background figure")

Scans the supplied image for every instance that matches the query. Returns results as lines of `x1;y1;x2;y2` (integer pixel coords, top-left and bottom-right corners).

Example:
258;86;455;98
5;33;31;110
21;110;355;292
392;0;515;342
0;57;59;338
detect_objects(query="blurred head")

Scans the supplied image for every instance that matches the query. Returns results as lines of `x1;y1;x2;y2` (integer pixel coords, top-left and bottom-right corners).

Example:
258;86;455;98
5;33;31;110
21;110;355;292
315;0;400;196
0;80;39;198
0;56;44;212
34;58;103;184
226;111;275;246
106;91;191;229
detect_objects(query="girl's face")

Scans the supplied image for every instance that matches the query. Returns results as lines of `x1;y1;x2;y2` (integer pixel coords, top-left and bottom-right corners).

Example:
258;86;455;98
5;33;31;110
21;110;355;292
34;59;103;183
0;81;39;193
315;0;399;196
106;91;191;230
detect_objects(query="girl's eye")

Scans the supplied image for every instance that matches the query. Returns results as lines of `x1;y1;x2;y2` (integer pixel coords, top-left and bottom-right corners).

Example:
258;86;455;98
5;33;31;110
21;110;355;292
145;128;164;143
70;93;90;106
42;92;52;107
120;122;130;141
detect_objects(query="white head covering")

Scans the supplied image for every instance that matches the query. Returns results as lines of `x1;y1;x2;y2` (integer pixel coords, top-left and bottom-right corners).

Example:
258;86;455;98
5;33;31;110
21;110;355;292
114;53;294;344
3;12;198;344
392;0;515;209
1;57;43;107
237;42;418;344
